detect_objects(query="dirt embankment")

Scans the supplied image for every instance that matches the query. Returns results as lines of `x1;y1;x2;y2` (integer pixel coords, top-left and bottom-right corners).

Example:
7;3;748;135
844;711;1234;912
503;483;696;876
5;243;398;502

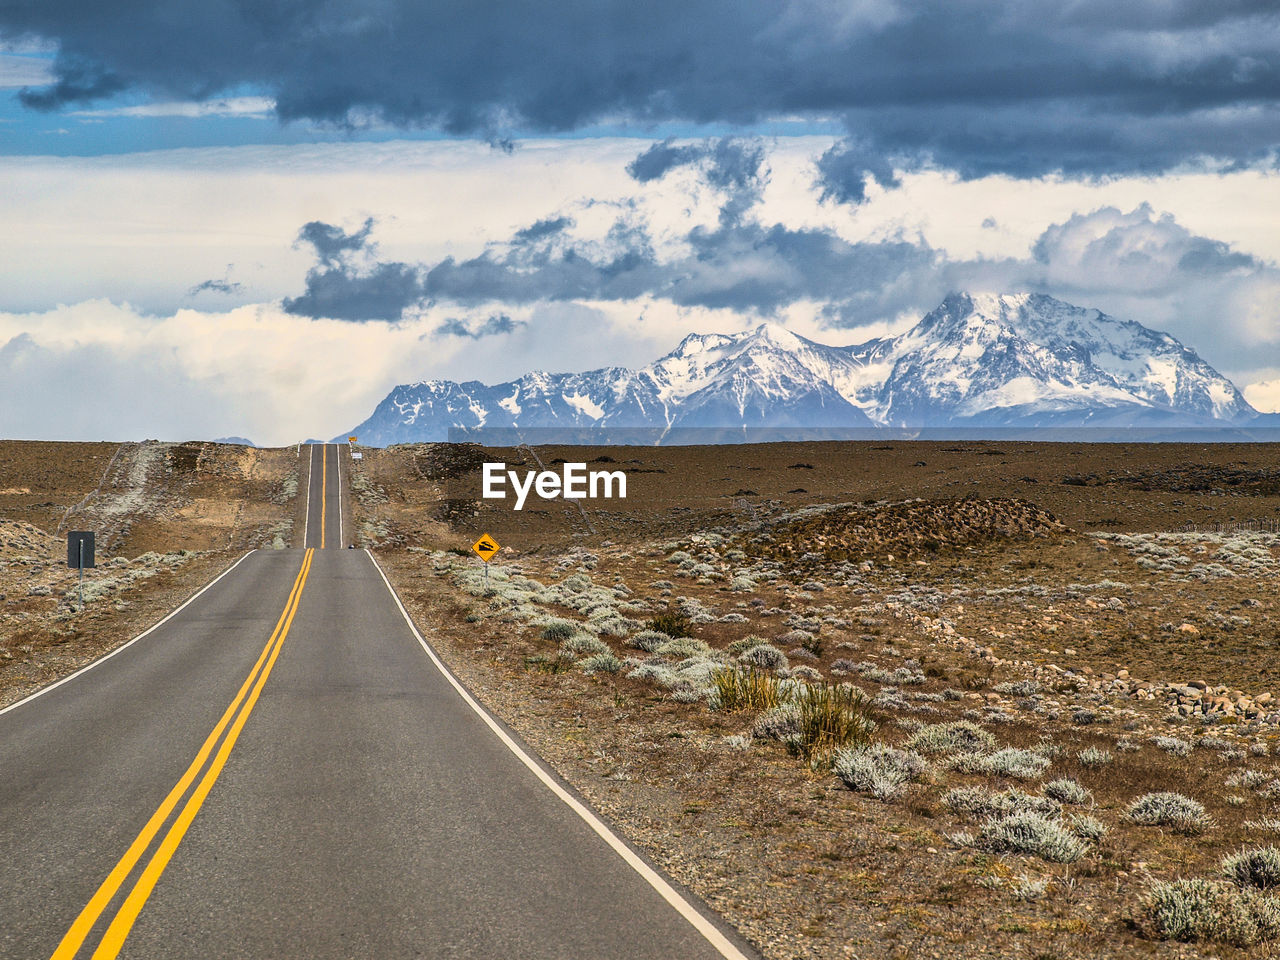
0;440;300;707
352;441;1280;960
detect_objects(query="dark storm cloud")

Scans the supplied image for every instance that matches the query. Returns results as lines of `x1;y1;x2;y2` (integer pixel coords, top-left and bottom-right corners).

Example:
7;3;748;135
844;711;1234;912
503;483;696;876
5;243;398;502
419;215;937;322
296;218;376;266
283;261;424;321
434;314;522;339
6;1;1278;179
628;137;768;226
512;216;573;244
17;56;124;109
815;140;902;205
626;140;704;183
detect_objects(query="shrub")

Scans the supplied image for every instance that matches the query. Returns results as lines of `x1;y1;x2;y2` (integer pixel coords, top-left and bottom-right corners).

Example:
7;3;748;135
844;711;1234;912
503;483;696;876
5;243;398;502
834;744;929;801
992;680;1040;696
1044;778;1092;806
647;611;693;637
541;619;580;642
1154;735;1194;757
1072;708;1098;725
628;629;670;652
655;636;713;659
1126;792;1212;834
1223;847;1280;891
906;720;996;755
788;684;876;768
560;634;612;657
1068;814;1108;843
975;812;1088;863
960;747;1051;780
752;703;802;741
580;651;621;675
711;668;783;712
738;643;788;672
1078;747;1113;768
1143;878;1280;946
944;786;1061;821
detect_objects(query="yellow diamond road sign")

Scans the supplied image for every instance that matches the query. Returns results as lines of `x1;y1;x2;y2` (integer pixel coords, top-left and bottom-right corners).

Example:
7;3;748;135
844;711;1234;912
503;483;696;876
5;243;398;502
472;534;501;563
348;435;357;443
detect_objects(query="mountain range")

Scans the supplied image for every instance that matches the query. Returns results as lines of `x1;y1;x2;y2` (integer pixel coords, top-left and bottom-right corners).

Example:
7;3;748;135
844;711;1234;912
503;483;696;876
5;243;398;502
342;293;1271;445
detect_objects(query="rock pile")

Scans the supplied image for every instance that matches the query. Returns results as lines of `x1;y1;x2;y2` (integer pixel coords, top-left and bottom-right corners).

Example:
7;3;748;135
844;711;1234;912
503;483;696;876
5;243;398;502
749;497;1068;563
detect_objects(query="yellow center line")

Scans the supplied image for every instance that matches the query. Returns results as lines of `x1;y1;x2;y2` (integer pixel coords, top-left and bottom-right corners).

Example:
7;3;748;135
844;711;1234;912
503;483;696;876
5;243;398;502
50;549;314;960
321;444;328;550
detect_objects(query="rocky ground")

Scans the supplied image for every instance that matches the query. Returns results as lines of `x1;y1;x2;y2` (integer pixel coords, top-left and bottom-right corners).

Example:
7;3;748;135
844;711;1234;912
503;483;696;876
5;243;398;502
354;441;1280;959
0;440;300;708
7;438;1280;957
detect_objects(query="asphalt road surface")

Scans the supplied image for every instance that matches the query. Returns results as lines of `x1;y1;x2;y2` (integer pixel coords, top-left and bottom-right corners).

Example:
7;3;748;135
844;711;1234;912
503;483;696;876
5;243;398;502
0;444;756;959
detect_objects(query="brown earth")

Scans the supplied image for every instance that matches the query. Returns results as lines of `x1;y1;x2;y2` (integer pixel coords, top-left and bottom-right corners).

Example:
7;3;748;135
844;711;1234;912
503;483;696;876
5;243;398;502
8;439;1280;957
350;440;1280;960
0;440;301;708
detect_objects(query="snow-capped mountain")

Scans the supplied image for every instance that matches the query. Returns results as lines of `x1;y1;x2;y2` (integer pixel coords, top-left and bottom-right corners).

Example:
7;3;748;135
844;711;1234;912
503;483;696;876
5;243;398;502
343;293;1258;445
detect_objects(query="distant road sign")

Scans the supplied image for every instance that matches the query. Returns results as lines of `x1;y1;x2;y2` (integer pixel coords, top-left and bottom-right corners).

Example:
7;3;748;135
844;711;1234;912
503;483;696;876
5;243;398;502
348;436;357;443
67;531;95;569
472;534;501;563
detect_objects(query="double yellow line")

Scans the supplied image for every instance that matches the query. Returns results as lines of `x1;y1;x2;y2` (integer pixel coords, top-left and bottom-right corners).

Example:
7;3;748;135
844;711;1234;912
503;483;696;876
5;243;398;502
51;549;315;960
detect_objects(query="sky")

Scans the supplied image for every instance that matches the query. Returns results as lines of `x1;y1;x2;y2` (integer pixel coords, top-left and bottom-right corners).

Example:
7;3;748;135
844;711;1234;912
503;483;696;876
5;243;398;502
0;2;1278;445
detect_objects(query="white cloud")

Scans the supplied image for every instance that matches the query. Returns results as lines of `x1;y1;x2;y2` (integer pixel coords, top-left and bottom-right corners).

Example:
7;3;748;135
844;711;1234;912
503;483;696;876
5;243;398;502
0;53;53;88
0;298;699;445
1244;378;1280;414
70;97;276;119
2;136;1280;441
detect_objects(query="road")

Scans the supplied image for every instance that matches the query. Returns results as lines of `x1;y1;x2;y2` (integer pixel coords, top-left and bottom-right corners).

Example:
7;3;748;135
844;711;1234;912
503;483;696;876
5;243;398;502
0;444;756;959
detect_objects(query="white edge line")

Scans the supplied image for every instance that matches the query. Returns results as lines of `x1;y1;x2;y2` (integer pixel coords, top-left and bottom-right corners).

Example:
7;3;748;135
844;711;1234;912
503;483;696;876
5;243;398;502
0;550;257;720
365;549;753;960
336;445;344;548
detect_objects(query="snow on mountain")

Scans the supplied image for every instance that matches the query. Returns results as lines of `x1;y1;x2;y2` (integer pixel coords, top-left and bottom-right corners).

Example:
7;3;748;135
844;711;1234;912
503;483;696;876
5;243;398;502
866;293;1252;427
342;293;1257;445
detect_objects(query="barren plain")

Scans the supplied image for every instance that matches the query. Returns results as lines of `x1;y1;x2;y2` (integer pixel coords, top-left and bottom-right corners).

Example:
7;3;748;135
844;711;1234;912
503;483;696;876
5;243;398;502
9;439;1280;957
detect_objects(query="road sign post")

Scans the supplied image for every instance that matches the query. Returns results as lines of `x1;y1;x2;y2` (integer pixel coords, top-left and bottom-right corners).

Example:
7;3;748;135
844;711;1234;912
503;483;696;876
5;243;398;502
472;533;501;578
67;531;95;611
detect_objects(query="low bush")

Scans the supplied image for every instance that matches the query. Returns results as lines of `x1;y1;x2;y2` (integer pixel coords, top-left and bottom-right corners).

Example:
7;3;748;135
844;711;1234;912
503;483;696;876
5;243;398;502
1126;792;1212;835
711;667;783;713
1143;878;1280;946
580;651;621;674
628;629;670;652
1044;778;1092;806
944;786;1061;821
752;703;802;742
1154;735;1194;757
1068;814;1108;843
788;683;876;768
647;611;693;637
1223;847;1280;891
560;634;612;657
540;619;580;642
957;747;1050;780
655;636;714;659
834;743;929;801
738;643;788;672
975;812;1088;863
1077;747;1113;768
906;720;996;755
